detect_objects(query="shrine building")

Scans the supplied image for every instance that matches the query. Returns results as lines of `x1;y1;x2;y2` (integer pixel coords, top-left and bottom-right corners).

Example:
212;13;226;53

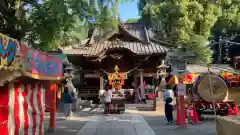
61;22;170;101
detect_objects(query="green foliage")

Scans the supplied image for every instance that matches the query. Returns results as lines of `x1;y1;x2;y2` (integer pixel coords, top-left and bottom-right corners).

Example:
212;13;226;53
0;0;34;40
138;0;240;63
0;0;129;51
126;18;139;23
212;0;240;40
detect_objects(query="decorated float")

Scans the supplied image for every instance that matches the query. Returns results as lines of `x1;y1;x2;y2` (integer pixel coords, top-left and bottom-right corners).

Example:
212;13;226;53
100;65;134;114
0;33;65;135
168;72;238;121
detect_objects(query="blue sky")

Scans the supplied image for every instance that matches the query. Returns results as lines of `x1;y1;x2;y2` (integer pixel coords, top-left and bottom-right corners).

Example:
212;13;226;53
118;1;139;21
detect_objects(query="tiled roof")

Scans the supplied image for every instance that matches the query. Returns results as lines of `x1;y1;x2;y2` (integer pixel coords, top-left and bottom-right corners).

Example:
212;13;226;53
122;22;149;42
61;22;170;56
62;39;169;56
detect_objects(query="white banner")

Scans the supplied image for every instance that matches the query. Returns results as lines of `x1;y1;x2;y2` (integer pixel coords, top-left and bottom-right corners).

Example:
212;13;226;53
177;83;186;96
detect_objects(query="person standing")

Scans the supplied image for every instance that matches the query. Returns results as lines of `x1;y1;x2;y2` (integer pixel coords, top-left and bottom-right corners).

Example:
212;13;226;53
103;88;112;115
165;97;173;124
163;85;174;124
63;87;73;119
163;86;174;101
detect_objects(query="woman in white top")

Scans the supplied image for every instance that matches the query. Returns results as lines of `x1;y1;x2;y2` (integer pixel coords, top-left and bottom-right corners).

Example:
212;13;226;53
104;88;112;115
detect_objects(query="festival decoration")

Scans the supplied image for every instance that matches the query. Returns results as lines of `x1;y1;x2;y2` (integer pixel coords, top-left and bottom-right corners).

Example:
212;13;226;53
107;65;127;89
0;33;65;135
0;33;20;70
219;71;240;88
0;82;45;135
220;71;234;80
168;74;199;84
20;45;64;80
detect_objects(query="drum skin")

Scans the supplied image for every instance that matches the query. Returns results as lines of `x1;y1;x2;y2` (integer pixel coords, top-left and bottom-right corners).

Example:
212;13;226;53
192;73;228;102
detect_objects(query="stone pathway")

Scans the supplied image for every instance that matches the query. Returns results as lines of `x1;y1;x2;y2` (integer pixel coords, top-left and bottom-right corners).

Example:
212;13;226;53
76;113;155;135
44;102;217;135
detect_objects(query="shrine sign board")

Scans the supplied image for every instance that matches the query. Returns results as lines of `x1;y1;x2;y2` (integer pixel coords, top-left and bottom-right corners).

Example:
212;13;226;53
20;45;64;80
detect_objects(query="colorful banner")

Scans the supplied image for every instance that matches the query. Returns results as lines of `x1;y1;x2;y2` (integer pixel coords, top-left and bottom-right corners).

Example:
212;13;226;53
0;33;20;70
20;45;64;80
220;71;240;88
220;71;237;80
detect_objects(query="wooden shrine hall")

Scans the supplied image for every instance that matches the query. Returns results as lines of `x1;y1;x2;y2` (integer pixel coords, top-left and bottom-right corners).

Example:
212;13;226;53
61;22;169;101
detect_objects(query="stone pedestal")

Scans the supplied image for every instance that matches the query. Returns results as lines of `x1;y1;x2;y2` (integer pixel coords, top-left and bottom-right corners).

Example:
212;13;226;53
72;98;82;112
155;91;164;110
153;90;164;111
216;116;240;135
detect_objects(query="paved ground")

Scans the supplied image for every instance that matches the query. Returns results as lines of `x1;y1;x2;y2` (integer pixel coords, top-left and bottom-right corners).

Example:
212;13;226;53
44;103;217;135
142;113;216;135
44;107;103;135
44;112;87;135
76;113;155;135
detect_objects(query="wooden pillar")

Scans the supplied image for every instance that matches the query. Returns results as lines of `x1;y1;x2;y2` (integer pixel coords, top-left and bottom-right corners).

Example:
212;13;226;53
100;76;104;90
48;84;57;132
80;68;84;89
133;72;140;102
139;69;145;101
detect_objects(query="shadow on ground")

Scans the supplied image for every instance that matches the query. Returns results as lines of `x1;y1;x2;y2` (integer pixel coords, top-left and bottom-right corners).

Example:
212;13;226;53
44;107;102;135
125;109;217;135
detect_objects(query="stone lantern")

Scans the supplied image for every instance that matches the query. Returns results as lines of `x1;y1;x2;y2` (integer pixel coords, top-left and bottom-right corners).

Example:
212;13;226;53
157;60;169;90
63;57;79;111
153;60;169;111
63;57;75;80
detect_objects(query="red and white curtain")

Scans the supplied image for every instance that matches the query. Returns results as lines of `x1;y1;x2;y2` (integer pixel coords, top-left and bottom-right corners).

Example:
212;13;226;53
0;82;45;135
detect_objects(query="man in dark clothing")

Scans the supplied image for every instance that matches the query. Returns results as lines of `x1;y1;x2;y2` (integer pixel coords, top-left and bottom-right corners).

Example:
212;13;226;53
165;97;173;124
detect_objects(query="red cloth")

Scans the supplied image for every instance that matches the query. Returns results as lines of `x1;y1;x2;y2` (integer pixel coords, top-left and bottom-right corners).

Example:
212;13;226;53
228;108;233;116
233;105;238;115
192;107;200;124
176;108;181;125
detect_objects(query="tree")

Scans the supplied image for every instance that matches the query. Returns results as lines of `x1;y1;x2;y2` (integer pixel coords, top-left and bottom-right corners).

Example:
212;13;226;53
209;0;240;63
126;18;139;23
138;0;222;63
211;0;240;40
0;0;129;51
0;0;34;40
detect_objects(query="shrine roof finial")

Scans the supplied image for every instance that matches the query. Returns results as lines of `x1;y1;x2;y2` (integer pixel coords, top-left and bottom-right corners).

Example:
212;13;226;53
114;65;120;72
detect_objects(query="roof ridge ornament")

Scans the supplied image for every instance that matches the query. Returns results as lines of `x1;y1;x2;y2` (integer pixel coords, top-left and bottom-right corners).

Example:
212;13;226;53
114;65;120;72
